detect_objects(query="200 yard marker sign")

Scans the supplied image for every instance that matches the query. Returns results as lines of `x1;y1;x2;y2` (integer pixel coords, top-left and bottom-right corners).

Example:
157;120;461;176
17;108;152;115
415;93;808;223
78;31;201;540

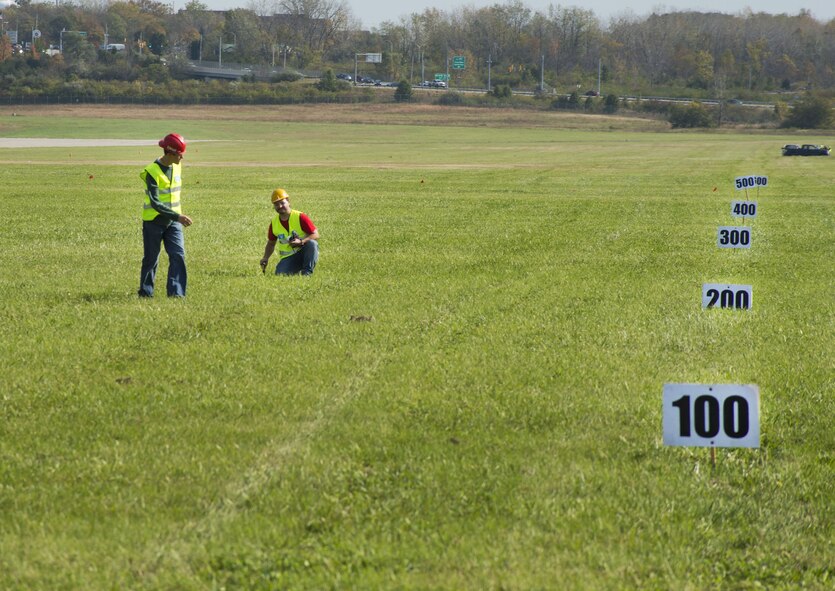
663;384;760;448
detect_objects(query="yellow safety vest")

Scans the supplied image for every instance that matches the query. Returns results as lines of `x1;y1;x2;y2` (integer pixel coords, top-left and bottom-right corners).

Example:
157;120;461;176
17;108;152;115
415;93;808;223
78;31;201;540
271;210;308;260
140;162;182;221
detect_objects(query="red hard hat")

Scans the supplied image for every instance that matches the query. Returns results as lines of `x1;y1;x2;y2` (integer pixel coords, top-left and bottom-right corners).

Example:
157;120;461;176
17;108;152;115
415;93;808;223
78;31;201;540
159;133;186;154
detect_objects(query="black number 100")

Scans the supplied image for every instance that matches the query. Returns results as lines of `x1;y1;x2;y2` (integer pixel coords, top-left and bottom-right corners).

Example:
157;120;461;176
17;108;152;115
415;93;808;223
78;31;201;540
671;395;750;438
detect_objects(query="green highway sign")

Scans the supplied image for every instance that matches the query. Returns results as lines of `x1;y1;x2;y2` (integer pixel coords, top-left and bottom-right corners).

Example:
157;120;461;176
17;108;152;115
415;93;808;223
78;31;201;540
452;56;465;69
434;74;449;81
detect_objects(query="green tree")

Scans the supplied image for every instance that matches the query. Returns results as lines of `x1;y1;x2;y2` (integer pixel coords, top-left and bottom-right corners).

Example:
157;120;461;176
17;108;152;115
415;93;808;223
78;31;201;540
603;93;618;113
315;68;345;91
394;79;412;102
669;102;713;128
781;94;833;128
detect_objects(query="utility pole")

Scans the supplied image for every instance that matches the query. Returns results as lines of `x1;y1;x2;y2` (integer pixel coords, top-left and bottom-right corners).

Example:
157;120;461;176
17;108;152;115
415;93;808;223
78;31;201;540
597;58;602;95
487;53;492;92
540;55;545;92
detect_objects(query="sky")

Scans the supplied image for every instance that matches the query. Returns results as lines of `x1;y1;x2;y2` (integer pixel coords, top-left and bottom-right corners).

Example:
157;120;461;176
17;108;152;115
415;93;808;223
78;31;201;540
184;0;835;30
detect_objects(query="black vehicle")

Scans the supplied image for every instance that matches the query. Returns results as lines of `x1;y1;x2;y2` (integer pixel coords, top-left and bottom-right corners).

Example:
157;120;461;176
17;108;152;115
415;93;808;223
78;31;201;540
782;144;831;156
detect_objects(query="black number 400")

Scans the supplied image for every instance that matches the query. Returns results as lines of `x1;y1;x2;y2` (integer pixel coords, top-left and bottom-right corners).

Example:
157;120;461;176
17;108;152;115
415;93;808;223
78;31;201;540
671;395;750;439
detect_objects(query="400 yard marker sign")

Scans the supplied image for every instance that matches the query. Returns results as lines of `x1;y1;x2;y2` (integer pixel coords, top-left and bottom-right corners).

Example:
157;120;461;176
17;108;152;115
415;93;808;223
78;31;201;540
663;384;760;448
731;201;757;218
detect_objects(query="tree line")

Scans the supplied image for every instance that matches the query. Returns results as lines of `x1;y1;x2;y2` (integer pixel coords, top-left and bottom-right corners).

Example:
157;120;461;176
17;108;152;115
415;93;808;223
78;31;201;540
0;0;833;98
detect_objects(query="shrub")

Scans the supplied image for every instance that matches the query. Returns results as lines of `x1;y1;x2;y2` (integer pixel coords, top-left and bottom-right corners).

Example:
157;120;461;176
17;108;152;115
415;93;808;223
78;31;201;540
435;91;464;106
315;69;348;92
780;94;833;129
271;71;302;83
669;102;713;128
394;80;412;102
491;84;512;99
604;94;619;113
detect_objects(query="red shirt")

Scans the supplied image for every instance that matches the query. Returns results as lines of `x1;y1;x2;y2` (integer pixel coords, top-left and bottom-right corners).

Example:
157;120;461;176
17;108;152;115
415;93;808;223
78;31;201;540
268;213;316;241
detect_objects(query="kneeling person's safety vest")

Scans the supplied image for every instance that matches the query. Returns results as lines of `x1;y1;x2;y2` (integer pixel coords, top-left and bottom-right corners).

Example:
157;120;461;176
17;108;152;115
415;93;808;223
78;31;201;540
140;162;182;221
272;210;308;260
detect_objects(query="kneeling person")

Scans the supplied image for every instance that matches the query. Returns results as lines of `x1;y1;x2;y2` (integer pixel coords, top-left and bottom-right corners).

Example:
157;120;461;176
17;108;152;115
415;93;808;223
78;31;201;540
260;188;319;275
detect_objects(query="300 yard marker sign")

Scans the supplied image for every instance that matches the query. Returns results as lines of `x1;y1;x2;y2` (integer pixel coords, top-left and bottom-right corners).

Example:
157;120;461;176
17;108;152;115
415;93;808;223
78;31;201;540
717;226;751;248
663;384;760;448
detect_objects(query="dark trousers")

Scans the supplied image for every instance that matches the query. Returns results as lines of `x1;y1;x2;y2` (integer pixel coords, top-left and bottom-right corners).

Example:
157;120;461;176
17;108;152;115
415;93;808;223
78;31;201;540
275;240;318;276
138;220;187;297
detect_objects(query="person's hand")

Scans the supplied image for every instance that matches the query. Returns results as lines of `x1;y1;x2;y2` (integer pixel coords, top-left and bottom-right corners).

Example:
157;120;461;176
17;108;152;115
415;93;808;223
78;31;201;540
289;237;303;248
259;258;269;273
178;214;193;227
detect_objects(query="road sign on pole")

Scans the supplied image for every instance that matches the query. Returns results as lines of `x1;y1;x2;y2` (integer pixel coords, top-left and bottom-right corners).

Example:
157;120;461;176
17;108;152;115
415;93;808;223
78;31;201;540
452;56;465;69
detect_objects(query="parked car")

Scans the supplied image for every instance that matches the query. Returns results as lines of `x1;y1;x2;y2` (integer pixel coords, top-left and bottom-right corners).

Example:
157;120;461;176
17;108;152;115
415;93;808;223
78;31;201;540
782;144;831;156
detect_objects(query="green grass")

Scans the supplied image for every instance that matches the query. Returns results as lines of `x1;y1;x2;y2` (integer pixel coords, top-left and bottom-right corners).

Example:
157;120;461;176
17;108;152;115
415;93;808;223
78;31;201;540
0;108;833;590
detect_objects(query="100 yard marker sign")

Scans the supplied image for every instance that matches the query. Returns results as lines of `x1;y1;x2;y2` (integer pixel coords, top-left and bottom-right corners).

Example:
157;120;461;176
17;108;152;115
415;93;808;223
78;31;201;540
663;383;760;448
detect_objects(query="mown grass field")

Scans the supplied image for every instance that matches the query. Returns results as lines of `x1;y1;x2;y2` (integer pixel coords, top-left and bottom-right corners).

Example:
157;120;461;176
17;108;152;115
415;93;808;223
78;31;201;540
0;105;832;590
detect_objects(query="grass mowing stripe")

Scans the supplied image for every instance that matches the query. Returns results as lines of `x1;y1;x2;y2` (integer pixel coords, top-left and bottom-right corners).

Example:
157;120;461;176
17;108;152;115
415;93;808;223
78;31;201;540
133;346;388;587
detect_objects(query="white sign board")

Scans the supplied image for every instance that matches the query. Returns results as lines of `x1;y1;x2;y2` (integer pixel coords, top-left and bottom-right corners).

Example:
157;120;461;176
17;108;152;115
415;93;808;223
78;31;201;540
734;175;767;191
365;53;382;63
663;383;760;448
731;201;757;218
717;226;751;248
702;283;752;309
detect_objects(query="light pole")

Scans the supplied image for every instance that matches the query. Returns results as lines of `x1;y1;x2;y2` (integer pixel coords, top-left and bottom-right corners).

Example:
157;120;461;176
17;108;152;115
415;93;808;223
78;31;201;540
487;53;492;92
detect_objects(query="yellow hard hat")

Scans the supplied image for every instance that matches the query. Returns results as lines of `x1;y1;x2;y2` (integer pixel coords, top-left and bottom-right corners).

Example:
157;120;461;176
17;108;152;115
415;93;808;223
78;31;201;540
271;188;290;203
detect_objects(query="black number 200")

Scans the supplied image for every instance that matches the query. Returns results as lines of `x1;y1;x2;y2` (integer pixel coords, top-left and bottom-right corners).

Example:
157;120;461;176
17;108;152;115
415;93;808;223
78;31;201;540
671;395;750;438
706;288;750;309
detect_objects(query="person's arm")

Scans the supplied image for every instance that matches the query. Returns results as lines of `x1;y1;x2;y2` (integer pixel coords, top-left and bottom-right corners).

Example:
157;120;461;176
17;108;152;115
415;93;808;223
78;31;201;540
289;214;319;247
293;228;319;247
260;239;277;271
145;170;192;226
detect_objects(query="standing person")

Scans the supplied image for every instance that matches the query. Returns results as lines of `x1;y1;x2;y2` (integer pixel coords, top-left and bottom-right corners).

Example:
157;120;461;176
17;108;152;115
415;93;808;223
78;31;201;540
138;133;193;298
260;188;319;276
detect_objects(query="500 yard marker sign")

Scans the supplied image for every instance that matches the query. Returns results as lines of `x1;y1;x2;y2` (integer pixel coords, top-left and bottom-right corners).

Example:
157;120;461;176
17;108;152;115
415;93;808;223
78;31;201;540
734;175;767;190
663;384;760;448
